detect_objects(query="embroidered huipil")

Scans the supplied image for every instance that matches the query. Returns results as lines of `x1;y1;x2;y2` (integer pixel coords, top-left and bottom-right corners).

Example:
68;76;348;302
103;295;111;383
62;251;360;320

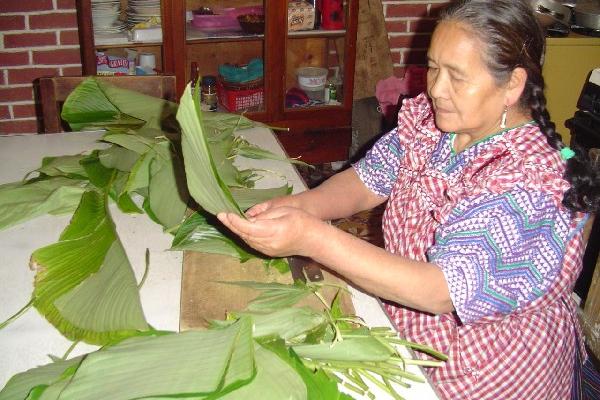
354;93;587;399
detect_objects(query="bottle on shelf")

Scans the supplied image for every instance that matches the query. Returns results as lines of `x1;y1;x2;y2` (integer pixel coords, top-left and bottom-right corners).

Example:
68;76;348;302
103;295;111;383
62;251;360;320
201;75;218;112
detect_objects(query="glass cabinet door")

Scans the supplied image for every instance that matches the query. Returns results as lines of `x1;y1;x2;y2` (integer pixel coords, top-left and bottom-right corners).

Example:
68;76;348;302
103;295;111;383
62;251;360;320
185;0;266;113
88;0;164;75
284;0;348;111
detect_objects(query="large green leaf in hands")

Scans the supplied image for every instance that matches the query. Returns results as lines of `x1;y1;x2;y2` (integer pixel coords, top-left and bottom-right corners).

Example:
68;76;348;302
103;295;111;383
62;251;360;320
171;212;255;261
176;83;243;217
30;190;149;345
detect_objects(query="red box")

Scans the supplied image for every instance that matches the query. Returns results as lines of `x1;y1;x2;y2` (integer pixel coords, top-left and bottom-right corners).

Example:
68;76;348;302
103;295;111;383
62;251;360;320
216;78;264;112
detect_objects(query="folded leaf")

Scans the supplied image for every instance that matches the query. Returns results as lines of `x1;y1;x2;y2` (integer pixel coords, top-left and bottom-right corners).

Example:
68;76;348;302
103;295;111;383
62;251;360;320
146;141;188;230
292;336;394;362
0;177;87;231
241;307;326;341
54;317;254;400
30;190;149;345
216;343;307;400
34;155;88;179
230;185;292;210
60;78;120;125
95;79;178;131
259;339;350;400
176;83;243;217
171;212;254;261
0;356;84;400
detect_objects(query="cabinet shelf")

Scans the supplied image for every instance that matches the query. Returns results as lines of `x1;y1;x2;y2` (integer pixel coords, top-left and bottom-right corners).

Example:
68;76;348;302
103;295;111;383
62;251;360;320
76;0;358;163
94;35;163;48
186;27;346;43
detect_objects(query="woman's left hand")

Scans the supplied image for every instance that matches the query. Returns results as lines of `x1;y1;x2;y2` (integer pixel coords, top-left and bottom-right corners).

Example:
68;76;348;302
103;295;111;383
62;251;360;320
217;207;326;258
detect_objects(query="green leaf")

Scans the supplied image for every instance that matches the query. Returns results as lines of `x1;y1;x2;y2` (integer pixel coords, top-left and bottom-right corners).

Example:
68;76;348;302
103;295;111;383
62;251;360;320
213;343;307;400
95;79;178;131
224;281;312;311
98;146;139;172
146;141;188;230
101;132;159;155
171;212;255;261
230;185;292;210
0;177;87;231
60;78;120;125
259;339;352;400
203;112;255;141
233;138;313;168
292;337;394;362
125;149;154;194
34;155;88;179
79;151;115;189
242;307;326;341
0;356;84;400
30;190;149;345
176;83;244;217
51;318;254;399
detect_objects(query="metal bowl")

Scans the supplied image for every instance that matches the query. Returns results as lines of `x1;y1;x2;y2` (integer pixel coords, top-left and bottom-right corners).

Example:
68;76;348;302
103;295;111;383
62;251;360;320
532;0;572;27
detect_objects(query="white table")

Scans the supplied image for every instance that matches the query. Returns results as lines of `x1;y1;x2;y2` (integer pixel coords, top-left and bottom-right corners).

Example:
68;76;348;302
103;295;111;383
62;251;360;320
0;129;439;399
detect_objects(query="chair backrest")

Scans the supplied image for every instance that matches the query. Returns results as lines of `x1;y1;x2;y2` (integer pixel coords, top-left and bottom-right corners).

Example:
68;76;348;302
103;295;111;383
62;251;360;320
39;75;177;133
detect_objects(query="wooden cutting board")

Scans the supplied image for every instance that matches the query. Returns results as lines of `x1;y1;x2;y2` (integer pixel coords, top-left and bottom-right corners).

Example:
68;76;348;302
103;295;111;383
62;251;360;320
180;251;355;330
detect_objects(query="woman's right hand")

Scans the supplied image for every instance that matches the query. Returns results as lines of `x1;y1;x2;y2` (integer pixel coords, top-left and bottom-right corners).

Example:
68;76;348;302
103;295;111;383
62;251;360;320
245;195;301;218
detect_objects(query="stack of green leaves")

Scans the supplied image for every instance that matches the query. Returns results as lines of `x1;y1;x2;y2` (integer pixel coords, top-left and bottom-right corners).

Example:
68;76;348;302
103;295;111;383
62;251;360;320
0;282;446;400
0;78;300;344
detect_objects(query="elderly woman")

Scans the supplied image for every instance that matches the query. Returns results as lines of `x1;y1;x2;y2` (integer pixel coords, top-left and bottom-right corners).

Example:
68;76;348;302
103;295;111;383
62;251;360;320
218;0;600;398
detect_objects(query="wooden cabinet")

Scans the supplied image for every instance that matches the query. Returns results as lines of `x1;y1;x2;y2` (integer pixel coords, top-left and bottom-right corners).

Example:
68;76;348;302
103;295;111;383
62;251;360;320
76;0;358;164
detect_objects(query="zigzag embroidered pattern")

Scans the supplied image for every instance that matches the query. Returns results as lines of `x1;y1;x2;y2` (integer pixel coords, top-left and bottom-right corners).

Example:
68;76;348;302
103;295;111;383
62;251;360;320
430;189;571;322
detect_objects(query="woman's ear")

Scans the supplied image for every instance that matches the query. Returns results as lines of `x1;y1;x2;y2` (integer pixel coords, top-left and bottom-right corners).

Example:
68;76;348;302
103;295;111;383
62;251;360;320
506;67;528;107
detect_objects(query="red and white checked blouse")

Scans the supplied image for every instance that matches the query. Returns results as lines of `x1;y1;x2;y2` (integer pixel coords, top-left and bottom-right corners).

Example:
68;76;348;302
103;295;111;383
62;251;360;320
354;94;588;399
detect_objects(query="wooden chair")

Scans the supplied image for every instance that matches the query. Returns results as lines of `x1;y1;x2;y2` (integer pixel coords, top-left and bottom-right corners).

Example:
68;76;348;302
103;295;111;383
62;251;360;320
38;75;177;133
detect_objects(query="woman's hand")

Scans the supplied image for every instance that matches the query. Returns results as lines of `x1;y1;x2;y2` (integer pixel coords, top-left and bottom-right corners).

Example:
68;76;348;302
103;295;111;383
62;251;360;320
217;206;326;258
245;195;299;218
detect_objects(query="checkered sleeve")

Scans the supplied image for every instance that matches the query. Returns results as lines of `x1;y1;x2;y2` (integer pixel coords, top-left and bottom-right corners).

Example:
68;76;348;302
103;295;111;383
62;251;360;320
427;186;573;324
352;128;403;196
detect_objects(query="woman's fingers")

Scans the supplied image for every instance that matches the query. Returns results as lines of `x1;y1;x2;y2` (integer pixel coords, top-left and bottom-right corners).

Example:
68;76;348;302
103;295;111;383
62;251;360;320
217;209;306;257
245;201;271;217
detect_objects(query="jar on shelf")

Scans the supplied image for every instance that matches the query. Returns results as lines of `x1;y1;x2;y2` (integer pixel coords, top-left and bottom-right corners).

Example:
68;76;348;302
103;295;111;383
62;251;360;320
201;75;218;112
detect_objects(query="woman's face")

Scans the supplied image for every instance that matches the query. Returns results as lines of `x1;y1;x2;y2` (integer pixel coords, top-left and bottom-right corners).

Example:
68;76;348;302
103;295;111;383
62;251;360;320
427;21;507;138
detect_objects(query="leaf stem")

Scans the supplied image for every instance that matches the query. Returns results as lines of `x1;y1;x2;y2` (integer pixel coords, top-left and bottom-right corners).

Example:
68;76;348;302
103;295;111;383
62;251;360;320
0;298;34;330
61;340;80;360
137;248;151;289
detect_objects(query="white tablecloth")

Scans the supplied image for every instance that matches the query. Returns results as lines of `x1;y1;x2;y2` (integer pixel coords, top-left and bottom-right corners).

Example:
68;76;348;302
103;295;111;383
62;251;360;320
0;130;439;399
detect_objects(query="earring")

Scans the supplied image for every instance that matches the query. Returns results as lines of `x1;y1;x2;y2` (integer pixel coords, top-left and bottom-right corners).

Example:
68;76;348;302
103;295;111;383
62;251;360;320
500;106;508;129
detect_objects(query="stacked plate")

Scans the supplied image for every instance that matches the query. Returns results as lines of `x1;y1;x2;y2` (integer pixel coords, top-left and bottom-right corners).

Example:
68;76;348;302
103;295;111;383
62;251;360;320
127;0;162;27
92;0;126;34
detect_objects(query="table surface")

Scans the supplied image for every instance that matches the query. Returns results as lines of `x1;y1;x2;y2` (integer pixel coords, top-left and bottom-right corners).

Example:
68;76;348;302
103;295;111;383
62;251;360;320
0;130;439;399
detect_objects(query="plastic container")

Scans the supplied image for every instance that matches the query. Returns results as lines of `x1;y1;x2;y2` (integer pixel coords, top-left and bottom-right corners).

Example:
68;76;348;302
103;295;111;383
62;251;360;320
217;77;264;111
191;14;239;31
297;67;328;89
220;6;264;18
297;67;328;100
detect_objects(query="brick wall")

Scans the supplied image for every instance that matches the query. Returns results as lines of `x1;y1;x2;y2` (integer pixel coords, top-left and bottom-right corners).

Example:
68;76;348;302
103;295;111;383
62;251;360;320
0;0;446;134
382;0;450;77
0;0;81;134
